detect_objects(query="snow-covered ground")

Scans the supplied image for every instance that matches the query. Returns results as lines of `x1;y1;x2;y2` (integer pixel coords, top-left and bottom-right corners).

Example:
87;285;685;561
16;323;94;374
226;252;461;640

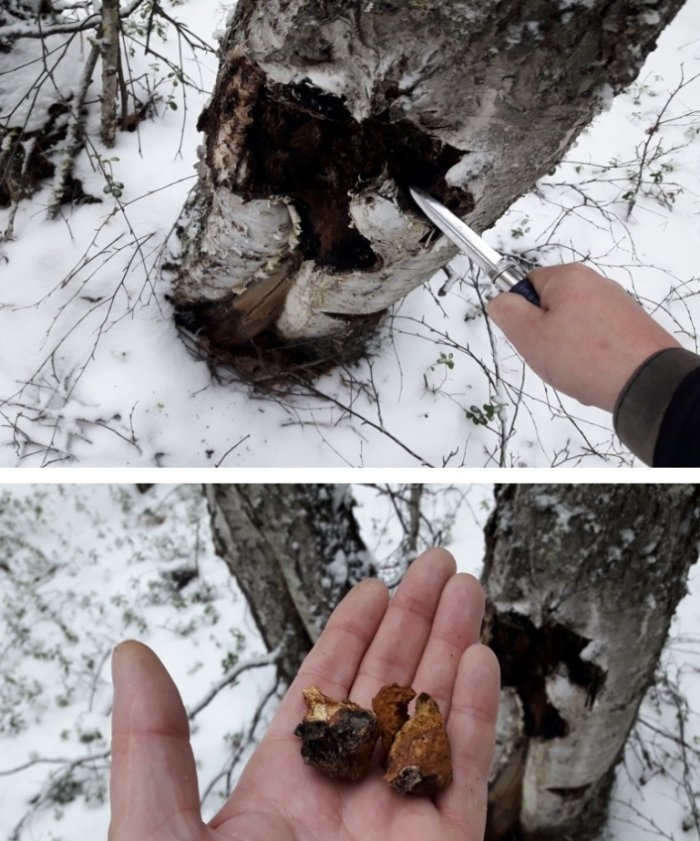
1;3;699;466
0;484;697;841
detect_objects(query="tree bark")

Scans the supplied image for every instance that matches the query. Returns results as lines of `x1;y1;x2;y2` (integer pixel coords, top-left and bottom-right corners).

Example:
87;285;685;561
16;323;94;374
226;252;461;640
99;0;121;147
481;484;700;841
172;0;684;379
205;483;374;684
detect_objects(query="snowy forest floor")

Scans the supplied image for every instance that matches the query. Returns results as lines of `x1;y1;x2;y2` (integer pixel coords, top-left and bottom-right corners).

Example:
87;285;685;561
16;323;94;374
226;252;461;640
0;484;698;841
0;2;699;467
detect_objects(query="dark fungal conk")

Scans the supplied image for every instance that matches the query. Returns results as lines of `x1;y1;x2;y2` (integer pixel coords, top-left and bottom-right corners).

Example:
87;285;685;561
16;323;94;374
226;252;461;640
295;683;452;795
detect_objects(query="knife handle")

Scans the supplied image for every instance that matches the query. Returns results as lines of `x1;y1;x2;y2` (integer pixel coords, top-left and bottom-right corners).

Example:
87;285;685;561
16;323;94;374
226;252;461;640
510;277;541;307
493;262;541;308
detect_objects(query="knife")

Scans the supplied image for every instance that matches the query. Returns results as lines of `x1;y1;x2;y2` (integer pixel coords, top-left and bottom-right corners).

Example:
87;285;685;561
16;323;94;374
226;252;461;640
409;187;541;307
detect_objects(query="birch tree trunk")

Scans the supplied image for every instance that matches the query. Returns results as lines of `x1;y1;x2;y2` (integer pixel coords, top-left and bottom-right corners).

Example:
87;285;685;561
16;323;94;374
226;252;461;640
205;483;374;684
172;0;684;379
481;484;700;841
99;0;121;147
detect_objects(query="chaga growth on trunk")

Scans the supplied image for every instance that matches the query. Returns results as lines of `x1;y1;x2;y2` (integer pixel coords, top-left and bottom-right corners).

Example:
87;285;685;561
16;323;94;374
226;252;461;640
172;0;684;380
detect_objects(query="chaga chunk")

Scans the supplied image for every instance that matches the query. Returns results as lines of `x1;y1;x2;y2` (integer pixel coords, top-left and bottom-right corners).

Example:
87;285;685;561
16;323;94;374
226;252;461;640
384;693;452;796
372;683;416;755
294;686;379;782
295;685;452;795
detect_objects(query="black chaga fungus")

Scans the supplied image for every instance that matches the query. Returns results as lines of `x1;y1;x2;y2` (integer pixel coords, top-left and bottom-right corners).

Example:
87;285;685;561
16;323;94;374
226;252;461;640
294;686;379;782
295;685;453;794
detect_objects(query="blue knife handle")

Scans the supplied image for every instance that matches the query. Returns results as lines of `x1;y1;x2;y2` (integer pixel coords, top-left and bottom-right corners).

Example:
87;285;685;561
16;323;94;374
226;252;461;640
510;277;541;307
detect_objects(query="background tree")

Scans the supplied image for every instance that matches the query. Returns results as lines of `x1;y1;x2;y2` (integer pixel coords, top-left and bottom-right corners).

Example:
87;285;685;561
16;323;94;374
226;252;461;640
171;0;684;378
481;484;700;840
205;483;374;684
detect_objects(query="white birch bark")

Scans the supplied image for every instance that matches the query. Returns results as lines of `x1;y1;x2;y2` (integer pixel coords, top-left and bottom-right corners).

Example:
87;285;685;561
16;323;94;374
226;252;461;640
172;0;685;371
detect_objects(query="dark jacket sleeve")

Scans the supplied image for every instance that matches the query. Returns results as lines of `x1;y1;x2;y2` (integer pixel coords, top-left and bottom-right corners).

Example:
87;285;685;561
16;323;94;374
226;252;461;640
613;348;700;466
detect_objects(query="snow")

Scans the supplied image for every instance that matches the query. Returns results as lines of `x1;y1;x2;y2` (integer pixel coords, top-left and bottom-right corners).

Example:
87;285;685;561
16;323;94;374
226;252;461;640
0;485;276;838
325;549;349;587
0;484;698;841
444;152;493;189
0;2;698;465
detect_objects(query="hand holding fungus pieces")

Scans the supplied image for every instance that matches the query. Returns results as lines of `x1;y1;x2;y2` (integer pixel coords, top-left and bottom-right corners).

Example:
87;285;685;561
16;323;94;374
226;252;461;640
295;684;452;795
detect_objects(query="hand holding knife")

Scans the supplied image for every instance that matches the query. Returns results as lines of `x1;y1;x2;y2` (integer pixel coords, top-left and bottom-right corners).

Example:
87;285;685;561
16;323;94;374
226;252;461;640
409;187;541;307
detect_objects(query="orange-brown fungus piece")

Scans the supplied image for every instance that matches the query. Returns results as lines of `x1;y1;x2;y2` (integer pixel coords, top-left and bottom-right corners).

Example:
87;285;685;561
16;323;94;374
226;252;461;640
294;686;379;782
371;683;416;755
384;692;453;796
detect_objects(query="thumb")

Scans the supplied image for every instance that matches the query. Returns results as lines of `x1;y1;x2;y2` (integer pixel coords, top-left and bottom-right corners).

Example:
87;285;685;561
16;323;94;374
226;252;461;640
486;290;545;351
108;641;204;841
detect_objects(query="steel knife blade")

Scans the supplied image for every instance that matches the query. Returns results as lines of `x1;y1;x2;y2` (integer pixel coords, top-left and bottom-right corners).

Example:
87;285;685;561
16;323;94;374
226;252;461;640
409;187;540;307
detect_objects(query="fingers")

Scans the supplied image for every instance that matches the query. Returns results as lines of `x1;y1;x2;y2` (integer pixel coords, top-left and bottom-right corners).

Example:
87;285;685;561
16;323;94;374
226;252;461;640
487;263;595;340
487;288;545;350
351;548;456;705
108;641;203;841
437;644;501;834
410;573;485;718
265;577;390;738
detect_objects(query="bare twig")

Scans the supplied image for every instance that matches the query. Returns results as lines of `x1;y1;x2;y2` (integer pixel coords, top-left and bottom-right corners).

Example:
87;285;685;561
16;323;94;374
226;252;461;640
187;644;283;720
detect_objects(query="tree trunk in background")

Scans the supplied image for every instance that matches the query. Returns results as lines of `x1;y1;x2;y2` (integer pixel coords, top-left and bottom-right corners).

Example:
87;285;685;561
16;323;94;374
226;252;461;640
205;484;374;684
481;484;700;841
172;0;683;379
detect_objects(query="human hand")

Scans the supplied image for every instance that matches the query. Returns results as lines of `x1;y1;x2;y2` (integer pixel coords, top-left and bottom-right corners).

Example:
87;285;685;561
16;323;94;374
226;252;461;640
108;548;499;841
487;263;681;411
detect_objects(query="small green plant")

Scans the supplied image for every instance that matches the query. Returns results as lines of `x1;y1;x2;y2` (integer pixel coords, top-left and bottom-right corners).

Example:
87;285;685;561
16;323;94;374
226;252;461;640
221;651;239;672
466;403;502;427
48;774;83;805
100;157;124;198
511;218;531;239
437;352;455;370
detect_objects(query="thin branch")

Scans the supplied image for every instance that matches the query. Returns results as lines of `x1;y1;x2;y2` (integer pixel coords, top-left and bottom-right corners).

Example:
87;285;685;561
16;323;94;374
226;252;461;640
187;644;283;720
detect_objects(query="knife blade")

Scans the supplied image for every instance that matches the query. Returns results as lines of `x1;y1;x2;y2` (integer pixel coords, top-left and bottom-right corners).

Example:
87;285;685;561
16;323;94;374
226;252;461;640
409;187;540;307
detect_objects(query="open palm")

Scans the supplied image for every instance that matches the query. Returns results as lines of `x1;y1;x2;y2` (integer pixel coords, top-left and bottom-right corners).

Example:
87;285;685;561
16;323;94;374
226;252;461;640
108;549;500;841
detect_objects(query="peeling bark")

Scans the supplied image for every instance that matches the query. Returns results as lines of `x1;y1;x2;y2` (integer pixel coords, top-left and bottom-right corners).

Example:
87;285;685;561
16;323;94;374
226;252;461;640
172;0;684;378
205;483;375;684
482;484;700;841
